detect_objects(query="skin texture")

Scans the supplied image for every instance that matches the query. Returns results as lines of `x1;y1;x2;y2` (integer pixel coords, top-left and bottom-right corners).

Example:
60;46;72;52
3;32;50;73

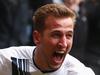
33;15;74;71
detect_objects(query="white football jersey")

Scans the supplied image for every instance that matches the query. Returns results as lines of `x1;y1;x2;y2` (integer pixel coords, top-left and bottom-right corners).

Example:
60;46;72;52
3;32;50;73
0;46;95;75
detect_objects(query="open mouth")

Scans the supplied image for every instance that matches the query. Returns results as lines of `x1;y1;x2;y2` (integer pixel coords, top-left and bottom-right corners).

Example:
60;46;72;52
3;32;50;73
52;50;65;64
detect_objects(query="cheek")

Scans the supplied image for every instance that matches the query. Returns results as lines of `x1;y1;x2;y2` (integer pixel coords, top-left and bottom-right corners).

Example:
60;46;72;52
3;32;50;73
45;38;59;47
68;39;73;49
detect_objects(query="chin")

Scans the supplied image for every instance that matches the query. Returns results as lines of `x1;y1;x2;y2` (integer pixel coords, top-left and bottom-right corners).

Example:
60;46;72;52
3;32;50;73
49;63;62;70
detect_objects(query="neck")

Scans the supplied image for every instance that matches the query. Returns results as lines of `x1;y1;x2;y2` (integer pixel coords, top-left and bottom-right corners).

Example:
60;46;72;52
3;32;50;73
33;48;49;71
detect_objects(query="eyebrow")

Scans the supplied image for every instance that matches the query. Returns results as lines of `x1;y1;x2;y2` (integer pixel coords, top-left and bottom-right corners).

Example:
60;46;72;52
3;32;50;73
51;30;73;34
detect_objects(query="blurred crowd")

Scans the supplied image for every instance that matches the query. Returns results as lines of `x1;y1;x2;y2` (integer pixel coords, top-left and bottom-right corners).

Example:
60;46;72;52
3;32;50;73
0;0;100;75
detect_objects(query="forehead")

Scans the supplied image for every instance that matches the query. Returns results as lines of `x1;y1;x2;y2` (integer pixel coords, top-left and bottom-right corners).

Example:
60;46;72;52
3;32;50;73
44;16;74;30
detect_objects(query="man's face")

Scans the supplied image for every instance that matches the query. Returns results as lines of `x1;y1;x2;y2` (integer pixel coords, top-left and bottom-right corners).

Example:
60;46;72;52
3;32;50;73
35;16;74;70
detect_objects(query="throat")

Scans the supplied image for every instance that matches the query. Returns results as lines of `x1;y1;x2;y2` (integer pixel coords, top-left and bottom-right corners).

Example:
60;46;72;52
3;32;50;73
33;48;49;72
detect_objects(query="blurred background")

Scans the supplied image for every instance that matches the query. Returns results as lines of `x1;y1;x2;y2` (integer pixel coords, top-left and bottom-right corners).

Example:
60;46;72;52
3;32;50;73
0;0;100;75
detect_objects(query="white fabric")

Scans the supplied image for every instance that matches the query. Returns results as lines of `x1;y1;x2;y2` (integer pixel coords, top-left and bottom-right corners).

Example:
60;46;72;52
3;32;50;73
0;46;95;75
53;0;63;4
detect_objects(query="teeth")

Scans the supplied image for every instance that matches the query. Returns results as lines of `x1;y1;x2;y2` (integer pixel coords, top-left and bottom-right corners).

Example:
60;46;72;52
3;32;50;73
55;51;64;54
53;51;65;63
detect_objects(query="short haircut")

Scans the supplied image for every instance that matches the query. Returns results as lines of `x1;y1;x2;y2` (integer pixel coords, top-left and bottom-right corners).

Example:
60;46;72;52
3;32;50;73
33;3;76;32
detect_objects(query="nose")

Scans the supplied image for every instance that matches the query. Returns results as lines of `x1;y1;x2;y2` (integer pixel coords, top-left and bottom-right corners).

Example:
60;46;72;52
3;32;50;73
58;36;68;48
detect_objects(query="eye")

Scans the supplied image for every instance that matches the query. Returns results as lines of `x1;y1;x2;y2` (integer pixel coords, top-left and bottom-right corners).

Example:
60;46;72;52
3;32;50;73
51;32;61;38
66;33;73;39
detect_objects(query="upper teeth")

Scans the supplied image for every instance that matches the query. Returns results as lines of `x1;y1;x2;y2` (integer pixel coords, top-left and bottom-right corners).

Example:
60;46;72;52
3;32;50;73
56;51;64;54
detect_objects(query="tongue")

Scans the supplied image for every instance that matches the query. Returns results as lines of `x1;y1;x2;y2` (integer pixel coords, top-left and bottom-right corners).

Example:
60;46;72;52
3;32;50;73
52;53;63;63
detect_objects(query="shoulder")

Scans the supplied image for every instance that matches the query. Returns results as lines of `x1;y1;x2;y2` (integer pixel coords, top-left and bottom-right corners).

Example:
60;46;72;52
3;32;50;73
0;46;36;58
63;54;95;75
0;46;37;75
0;46;35;52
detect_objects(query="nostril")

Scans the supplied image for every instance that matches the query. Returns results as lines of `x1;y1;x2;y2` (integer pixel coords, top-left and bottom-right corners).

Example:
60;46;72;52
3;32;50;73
57;42;67;49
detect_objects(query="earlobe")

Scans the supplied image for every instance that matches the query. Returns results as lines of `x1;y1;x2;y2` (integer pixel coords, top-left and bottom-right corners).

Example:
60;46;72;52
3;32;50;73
33;31;41;45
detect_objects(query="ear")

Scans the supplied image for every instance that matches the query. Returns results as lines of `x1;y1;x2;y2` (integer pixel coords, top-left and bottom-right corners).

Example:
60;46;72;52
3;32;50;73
33;30;41;45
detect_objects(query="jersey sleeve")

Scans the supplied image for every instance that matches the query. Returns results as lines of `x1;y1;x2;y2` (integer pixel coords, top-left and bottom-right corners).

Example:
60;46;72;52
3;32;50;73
0;53;12;75
65;54;95;75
